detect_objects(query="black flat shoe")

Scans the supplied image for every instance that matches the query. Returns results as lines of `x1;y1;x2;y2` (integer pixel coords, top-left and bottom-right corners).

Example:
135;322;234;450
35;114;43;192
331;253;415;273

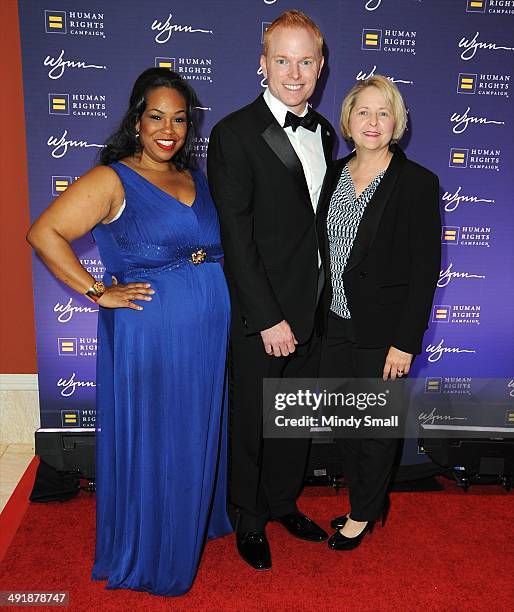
236;531;271;570
327;521;374;551
330;514;349;530
274;512;328;542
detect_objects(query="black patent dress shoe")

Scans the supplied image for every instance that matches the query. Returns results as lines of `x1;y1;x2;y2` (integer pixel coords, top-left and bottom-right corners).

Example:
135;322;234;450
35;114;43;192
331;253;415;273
327;521;374;551
330;514;349;530
236;531;272;570
274;512;328;542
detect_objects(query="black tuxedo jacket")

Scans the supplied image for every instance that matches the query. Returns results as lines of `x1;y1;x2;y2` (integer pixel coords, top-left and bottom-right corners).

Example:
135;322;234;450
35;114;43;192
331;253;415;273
316;146;441;355
207;94;336;343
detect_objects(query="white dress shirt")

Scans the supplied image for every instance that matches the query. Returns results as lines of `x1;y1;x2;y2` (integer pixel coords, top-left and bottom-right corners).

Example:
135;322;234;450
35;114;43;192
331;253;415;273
263;88;326;214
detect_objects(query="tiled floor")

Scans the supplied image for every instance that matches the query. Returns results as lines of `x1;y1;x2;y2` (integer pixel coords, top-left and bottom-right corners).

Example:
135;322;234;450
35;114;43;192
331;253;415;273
0;443;35;513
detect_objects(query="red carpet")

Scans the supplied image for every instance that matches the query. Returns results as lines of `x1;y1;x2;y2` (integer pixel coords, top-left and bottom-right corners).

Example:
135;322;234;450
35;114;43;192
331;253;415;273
0;478;512;611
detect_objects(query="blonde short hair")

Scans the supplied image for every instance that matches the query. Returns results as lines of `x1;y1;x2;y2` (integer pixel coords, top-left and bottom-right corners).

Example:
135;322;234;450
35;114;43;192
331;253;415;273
263;10;324;56
340;75;407;143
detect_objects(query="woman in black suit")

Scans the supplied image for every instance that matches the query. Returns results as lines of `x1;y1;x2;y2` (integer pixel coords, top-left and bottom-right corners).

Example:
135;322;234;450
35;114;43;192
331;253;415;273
316;75;441;550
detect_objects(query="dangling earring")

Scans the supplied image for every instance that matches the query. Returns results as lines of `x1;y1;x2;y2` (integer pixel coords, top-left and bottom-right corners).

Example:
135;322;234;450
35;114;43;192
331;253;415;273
135;131;140;138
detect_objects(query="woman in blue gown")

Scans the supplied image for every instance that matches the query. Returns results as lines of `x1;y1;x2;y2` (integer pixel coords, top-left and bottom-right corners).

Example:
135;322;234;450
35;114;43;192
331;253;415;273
27;68;232;596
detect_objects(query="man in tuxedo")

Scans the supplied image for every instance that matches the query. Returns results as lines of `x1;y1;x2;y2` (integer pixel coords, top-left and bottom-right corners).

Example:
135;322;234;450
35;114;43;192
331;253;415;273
207;10;335;570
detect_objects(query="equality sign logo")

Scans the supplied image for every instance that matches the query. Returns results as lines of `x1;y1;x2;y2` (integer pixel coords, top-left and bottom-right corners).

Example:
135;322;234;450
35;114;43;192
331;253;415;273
449;148;469;168
457;73;477;94
61;410;80;427
48;93;69;115
58;338;78;356
441;226;460;245
52;176;72;195
155;57;176;71
45;10;66;33
362;29;382;50
466;0;487;12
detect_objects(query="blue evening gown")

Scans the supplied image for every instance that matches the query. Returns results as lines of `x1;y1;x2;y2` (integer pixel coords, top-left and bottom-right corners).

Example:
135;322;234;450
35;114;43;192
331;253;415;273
90;163;232;596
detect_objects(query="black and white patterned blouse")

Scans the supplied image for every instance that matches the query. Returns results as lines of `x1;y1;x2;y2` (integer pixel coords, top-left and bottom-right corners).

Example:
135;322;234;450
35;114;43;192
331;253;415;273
327;164;385;318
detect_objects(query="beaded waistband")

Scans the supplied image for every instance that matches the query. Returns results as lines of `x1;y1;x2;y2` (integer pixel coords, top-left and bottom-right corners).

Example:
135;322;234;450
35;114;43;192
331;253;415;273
109;238;223;279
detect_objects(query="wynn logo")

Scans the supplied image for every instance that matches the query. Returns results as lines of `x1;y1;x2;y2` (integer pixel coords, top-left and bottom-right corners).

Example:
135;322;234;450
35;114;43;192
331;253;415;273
57;372;96;397
365;0;422;9
44;50;106;80
47;130;103;159
54;297;98;323
425;339;476;363
450;106;504;134
356;66;413;85
459;32;514;61
438;263;486;288
151;13;213;44
442;186;494;213
418;408;468;425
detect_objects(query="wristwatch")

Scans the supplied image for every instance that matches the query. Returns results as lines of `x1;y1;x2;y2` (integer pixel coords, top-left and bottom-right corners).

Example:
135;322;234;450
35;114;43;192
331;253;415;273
85;281;106;303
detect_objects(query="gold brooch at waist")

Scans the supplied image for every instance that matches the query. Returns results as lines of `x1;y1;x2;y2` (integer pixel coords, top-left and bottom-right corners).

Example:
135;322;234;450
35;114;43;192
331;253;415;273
191;248;207;265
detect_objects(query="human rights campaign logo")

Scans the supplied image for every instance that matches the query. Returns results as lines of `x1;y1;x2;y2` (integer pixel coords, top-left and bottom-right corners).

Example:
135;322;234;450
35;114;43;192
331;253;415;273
424;378;442;393
449;148;469;168
155;57;176;71
61;410;80;427
466;0;487;12
52;176;72;195
441;226;460;245
362;29;382;50
58;338;77;356
49;93;69;115
457;73;477;95
45;10;67;33
432;305;451;323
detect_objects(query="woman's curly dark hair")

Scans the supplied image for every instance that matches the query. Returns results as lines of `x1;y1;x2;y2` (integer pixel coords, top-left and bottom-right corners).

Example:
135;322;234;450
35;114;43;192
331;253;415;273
99;68;199;170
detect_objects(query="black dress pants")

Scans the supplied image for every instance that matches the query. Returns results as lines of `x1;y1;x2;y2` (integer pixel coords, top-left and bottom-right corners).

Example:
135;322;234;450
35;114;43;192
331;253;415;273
319;311;398;522
228;326;321;532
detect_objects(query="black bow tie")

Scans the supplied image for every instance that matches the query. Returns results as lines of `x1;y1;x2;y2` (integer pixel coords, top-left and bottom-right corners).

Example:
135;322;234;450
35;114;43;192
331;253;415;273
283;109;319;133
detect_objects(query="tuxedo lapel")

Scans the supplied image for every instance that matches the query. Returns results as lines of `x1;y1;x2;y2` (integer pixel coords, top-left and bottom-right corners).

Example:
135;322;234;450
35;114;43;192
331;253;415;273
344;146;406;275
249;95;310;204
261;122;310;197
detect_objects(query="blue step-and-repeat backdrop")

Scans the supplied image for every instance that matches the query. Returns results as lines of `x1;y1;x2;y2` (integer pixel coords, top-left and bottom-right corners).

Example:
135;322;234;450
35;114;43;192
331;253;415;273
18;1;514;464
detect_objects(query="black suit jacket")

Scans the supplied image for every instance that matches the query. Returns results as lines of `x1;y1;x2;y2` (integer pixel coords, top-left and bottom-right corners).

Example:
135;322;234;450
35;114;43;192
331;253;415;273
208;94;336;343
316;146;441;355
